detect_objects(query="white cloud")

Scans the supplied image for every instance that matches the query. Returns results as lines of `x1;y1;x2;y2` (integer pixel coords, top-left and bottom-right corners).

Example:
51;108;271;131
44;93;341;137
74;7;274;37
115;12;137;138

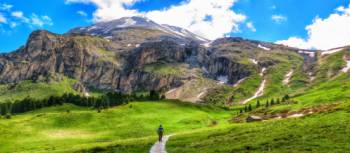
10;11;52;27
11;11;24;18
66;0;141;22
276;37;312;49
65;0;246;40
0;13;7;23
246;22;256;32
146;0;246;40
277;4;350;50
31;14;53;27
0;3;13;11
77;10;88;17
271;14;287;24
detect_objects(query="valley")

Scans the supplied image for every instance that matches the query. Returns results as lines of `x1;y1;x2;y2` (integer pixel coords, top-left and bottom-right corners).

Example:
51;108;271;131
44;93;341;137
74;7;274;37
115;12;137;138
0;16;350;153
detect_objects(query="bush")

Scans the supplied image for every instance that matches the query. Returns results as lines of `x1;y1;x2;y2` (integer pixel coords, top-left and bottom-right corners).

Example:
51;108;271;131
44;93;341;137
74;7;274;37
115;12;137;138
5;114;11;119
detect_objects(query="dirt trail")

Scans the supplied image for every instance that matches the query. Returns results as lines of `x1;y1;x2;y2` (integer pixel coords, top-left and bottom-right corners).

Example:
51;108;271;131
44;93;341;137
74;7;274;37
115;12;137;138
150;135;171;153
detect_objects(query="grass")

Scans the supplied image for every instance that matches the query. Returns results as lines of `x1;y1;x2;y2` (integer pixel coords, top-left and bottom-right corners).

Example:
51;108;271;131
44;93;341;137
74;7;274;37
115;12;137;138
0;77;78;103
167;102;350;153
0;100;232;152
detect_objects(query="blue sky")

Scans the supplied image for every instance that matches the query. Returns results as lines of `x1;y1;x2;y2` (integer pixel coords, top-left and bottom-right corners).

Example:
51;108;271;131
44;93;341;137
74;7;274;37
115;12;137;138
0;0;350;52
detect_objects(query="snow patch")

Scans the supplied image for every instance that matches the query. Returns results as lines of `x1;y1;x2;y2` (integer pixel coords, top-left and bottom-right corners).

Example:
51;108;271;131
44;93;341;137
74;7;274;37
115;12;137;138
160;25;186;37
298;50;315;57
241;79;266;104
195;35;208;42
104;36;113;39
217;75;228;84
249;58;258;65
260;67;267;76
202;67;209;74
233;78;245;87
135;44;140;47
166;88;178;94
127;44;131;47
119;18;136;27
341;60;350;73
283;70;294;85
87;26;97;31
321;48;344;55
203;41;212;48
308;72;315;81
258;44;271;51
197;91;207;98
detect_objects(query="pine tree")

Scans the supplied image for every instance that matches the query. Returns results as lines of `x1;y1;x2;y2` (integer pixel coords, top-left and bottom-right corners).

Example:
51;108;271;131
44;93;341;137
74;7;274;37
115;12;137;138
244;106;248;112
283;94;290;101
256;100;260;108
276;98;280;104
240;109;243;114
248;104;252;111
265;100;269;108
270;98;275;105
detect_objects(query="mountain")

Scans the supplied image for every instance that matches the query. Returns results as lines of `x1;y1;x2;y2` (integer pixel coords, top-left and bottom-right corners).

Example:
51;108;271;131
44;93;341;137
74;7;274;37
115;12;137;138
2;16;350;153
68;16;209;44
0;17;321;104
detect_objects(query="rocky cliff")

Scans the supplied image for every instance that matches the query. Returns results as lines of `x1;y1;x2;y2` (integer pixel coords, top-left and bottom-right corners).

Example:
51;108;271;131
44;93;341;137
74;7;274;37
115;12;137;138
0;17;315;103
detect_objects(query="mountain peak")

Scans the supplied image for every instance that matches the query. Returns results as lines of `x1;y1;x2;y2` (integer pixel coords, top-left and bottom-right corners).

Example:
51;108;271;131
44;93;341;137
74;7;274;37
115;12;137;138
68;16;209;43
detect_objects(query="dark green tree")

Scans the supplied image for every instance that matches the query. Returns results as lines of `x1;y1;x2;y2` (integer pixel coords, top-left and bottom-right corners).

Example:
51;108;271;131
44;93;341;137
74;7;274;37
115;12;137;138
256;100;261;108
265;100;269;108
276;98;280;104
270;98;275;105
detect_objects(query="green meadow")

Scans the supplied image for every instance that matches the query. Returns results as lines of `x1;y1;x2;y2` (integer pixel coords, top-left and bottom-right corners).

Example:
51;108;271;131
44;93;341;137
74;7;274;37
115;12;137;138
0;100;232;152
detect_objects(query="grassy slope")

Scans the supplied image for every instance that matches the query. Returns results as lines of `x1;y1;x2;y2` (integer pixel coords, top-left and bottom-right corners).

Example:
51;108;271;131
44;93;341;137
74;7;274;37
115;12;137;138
269;49;350;112
0;77;78;103
203;48;308;107
162;50;350;153
167;102;350;153
0;101;232;152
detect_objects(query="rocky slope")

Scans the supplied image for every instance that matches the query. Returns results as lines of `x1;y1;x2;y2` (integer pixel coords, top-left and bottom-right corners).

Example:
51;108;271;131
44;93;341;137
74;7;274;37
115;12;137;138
0;16;317;104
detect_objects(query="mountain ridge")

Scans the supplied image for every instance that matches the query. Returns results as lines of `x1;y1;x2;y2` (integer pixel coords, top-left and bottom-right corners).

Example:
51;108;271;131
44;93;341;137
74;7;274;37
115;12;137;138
0;16;346;105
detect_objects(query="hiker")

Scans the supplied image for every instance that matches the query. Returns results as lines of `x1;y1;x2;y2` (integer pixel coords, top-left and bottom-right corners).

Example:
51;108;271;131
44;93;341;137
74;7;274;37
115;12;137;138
157;124;164;141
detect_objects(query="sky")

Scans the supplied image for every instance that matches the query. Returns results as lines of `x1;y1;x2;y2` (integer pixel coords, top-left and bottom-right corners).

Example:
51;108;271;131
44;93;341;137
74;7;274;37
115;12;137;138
0;0;350;52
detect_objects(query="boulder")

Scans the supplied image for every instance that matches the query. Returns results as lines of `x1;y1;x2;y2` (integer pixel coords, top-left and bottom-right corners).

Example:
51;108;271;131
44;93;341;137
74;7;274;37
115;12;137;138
246;115;263;122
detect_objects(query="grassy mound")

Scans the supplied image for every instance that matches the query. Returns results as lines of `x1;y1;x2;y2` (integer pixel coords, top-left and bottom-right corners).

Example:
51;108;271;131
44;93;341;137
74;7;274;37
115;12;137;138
0;77;78;103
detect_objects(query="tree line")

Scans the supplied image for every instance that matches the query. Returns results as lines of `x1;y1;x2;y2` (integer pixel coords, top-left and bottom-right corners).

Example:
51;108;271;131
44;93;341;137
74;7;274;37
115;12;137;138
240;94;291;113
0;90;164;118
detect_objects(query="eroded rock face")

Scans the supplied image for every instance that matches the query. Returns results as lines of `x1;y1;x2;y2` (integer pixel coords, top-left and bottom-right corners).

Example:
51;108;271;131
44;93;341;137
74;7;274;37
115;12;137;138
0;28;297;95
207;57;250;84
0;30;191;93
127;41;186;69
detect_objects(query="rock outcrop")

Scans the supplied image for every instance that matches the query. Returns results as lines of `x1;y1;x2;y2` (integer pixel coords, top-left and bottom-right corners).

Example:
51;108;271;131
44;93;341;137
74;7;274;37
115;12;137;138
0;17;312;103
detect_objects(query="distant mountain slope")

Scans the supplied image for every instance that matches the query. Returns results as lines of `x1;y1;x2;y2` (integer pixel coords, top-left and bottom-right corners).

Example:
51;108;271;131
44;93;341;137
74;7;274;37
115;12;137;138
0;16;322;105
